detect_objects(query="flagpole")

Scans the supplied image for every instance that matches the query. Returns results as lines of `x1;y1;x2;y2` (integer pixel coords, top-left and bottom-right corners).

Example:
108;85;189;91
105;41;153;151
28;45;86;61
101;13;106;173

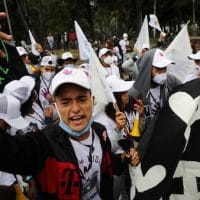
153;0;156;38
192;0;195;23
3;0;13;35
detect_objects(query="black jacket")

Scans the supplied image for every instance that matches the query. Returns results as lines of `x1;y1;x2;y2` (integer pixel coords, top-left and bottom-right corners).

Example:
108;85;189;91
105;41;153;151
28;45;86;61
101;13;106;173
0;122;122;200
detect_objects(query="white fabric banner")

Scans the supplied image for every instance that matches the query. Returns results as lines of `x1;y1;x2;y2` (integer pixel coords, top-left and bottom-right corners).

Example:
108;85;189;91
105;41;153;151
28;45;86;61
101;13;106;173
28;29;40;56
134;15;150;52
165;25;195;83
149;14;162;32
89;45;116;116
74;20;90;61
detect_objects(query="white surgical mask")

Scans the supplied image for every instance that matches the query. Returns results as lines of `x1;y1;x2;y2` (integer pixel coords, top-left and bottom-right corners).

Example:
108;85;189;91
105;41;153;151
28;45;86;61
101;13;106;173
104;56;113;65
42;72;55;82
153;73;167;85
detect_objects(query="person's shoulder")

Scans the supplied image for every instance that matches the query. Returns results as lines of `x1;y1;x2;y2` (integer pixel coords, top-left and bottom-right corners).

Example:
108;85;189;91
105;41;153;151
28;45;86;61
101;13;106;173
92;121;106;131
167;73;182;86
40;123;59;137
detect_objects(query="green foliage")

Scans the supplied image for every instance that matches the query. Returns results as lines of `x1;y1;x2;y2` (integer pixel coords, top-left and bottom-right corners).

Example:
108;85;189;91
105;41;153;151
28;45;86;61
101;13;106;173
0;0;199;44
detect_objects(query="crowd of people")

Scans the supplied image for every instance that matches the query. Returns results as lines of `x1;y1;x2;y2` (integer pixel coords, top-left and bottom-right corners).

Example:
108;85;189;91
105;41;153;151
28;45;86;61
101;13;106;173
0;11;200;200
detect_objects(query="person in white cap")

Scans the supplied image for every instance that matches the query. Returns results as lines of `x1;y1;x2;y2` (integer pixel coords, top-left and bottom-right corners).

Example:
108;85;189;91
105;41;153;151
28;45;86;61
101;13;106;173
184;51;200;83
129;48;181;121
94;75;143;200
0;67;139;200
35;54;57;110
60;51;77;69
99;47;120;77
119;33;129;59
0;93;29;200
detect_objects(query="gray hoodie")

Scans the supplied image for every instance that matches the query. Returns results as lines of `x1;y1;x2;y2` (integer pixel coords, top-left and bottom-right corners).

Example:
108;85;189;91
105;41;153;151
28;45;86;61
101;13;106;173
128;48;182;120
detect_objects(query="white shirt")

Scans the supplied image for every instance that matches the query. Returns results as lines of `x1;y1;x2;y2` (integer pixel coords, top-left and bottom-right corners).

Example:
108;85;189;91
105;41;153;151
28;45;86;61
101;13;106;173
119;39;129;54
70;130;102;200
102;64;120;78
183;66;200;83
94;111;135;154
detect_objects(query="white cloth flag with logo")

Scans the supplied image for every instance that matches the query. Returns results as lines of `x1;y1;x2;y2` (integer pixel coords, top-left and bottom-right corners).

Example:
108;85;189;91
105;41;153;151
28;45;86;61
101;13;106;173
74;20;90;61
28;29;40;56
165;25;195;83
149;14;162;32
89;45;116;116
134;15;150;52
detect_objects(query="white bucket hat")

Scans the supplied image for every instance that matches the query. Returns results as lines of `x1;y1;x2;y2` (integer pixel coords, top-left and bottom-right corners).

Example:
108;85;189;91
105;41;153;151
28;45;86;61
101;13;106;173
3;76;35;104
0;94;29;130
188;51;200;60
106;75;134;93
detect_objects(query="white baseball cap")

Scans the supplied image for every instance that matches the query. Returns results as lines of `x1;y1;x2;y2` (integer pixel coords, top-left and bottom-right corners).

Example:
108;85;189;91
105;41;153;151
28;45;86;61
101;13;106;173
16;46;28;56
98;48;112;58
50;67;91;96
188;51;200;60
152;49;173;68
0;94;29;130
62;52;73;60
3;76;35;104
106;75;134;93
40;55;57;67
61;52;77;63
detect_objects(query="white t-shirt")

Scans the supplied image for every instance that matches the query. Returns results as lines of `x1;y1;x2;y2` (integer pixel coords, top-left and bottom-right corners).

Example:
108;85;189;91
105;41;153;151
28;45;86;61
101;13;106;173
102;64;120;78
39;77;51;110
70;130;102;200
119;39;129;54
183;66;200;83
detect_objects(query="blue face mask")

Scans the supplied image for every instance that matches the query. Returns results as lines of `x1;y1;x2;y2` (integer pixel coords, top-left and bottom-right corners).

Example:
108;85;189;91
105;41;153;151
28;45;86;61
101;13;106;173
59;118;93;138
64;64;75;68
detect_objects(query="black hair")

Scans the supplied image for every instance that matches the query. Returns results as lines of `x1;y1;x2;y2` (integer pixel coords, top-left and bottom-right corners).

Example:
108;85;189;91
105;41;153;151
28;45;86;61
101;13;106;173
105;92;136;122
21;90;38;116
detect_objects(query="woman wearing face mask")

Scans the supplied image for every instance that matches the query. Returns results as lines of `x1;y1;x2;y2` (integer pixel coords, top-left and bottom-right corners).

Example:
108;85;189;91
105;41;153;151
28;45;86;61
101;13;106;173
98;47;120;77
129;48;182;121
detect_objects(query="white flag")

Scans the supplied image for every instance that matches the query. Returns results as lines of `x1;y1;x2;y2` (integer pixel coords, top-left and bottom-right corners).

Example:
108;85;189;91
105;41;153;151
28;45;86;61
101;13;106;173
74;21;90;61
89;45;116;116
149;14;162;32
134;15;150;52
165;25;195;83
28;30;40;56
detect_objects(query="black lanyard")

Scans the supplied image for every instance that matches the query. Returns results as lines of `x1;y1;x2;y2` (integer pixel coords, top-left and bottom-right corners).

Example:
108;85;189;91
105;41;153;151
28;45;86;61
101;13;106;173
76;131;95;179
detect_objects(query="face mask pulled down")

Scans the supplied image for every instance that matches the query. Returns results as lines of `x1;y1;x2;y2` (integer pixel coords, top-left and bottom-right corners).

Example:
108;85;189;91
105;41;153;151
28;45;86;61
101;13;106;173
153;73;167;85
55;103;93;138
